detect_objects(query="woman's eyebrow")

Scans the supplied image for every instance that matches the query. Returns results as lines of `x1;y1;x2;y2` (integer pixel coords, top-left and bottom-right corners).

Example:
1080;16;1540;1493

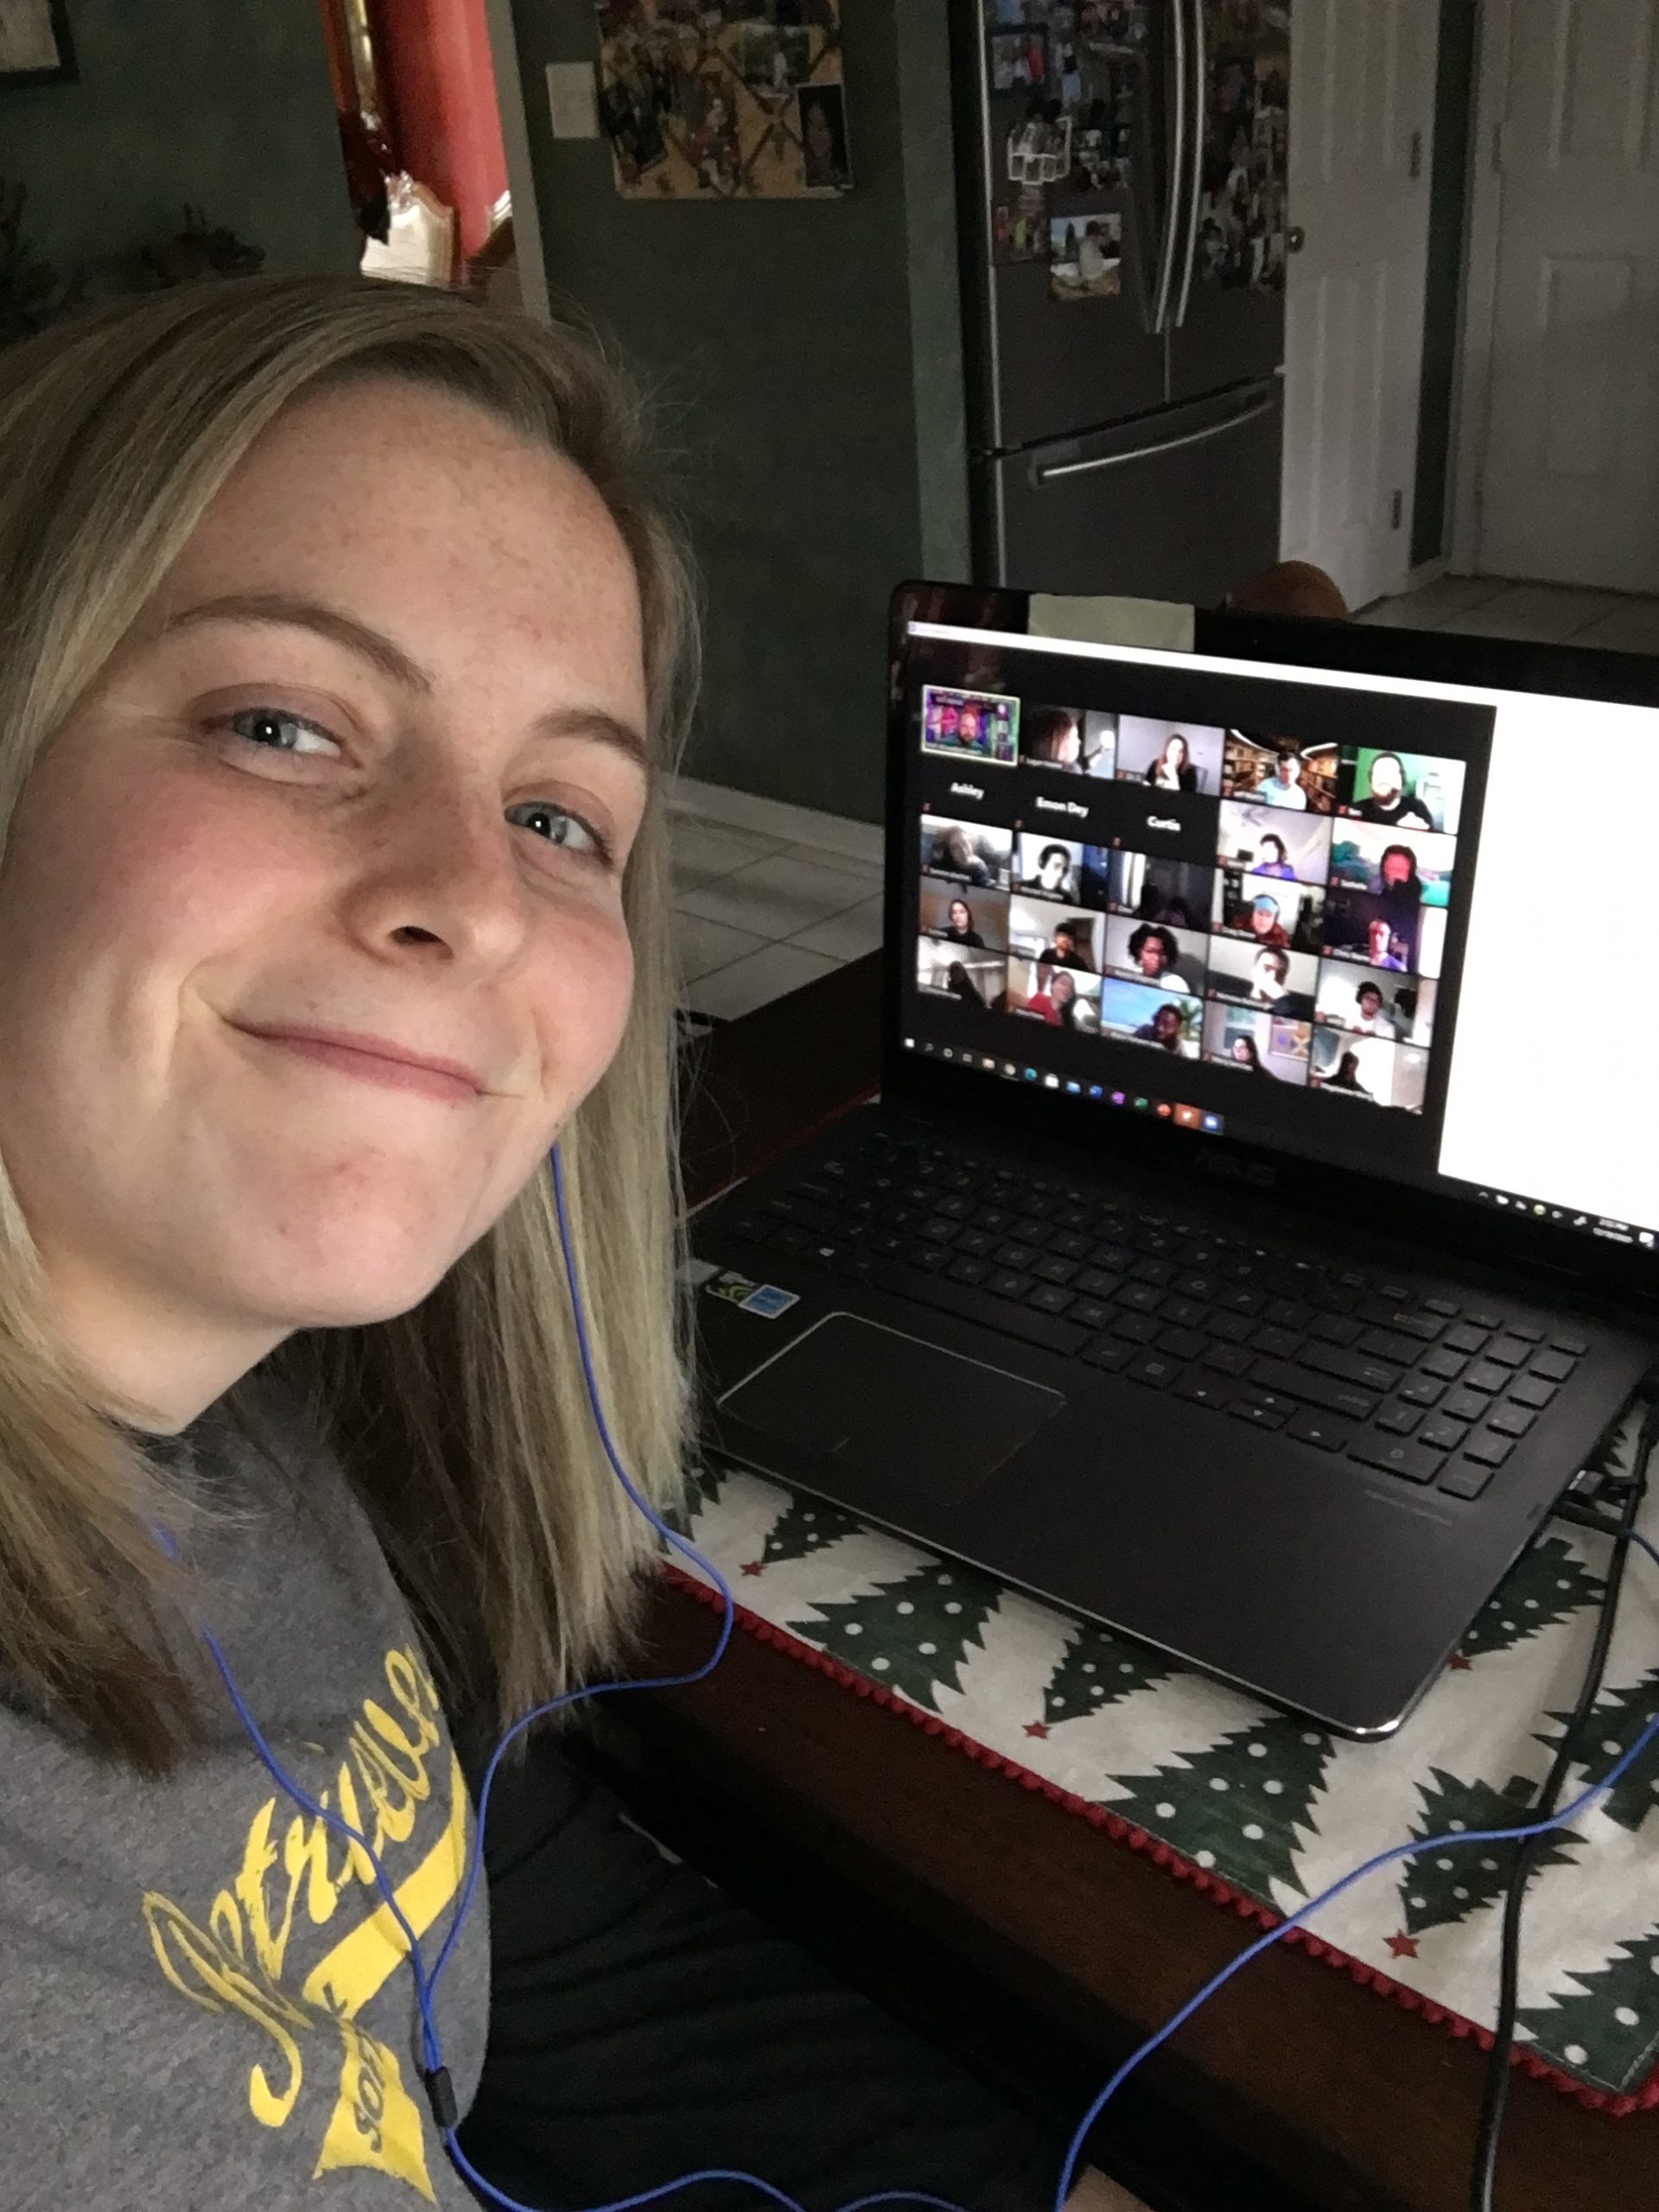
157;591;649;770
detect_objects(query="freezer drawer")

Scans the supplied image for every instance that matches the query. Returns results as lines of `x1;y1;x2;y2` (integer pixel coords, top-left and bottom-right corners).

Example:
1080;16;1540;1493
982;376;1282;602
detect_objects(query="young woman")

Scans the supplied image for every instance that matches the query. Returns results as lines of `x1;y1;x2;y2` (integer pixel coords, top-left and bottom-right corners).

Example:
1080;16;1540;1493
940;895;988;947
0;275;1140;2212
1141;731;1196;792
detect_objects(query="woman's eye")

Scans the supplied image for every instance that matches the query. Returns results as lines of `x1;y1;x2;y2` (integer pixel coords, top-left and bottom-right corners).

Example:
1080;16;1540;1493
508;801;613;867
221;705;340;757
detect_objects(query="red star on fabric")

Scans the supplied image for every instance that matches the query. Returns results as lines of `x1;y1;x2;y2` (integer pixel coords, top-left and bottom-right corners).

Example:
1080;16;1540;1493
1385;1932;1419;1959
1024;1720;1050;1739
1448;1653;1471;1671
740;1560;765;1577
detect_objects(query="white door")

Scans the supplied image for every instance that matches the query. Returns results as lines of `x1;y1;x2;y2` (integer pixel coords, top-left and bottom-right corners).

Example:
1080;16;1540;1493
1475;0;1659;591
1280;0;1438;613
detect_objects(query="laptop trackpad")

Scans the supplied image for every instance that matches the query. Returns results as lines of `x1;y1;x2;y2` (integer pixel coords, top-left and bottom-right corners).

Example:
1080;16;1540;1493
718;1313;1065;1503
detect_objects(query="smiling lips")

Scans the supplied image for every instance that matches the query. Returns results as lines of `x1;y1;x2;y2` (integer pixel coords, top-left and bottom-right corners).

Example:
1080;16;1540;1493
234;1022;485;1101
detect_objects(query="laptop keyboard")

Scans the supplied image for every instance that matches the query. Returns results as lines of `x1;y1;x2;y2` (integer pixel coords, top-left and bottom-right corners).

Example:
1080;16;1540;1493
719;1122;1592;1507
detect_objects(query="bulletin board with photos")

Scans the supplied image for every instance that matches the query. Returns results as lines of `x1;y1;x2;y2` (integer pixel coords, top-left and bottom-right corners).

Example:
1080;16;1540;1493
908;650;1492;1166
594;0;851;200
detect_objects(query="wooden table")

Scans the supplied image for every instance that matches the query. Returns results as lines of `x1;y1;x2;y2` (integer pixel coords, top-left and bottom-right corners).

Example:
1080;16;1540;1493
607;953;1653;2212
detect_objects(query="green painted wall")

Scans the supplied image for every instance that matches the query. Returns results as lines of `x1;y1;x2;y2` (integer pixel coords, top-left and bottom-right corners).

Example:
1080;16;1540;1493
512;2;969;823
0;0;359;302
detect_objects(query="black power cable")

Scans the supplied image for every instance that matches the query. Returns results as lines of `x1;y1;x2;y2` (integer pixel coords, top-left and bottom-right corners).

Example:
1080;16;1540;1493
1468;1395;1659;2212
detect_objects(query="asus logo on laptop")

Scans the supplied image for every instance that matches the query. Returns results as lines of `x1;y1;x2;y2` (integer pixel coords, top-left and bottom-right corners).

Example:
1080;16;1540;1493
1193;1149;1278;1192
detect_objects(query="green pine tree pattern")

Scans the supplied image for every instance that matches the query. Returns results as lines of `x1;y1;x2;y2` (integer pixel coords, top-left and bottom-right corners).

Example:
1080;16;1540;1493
1517;1925;1659;2091
659;1457;732;1538
760;1493;864;1568
790;1560;1001;1712
1396;1769;1582;1936
1042;1623;1175;1726
1538;1667;1659;1836
1106;1716;1334;1900
1457;1535;1604;1661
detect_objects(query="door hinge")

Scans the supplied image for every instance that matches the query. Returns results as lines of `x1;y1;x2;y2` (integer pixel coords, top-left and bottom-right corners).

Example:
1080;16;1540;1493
1408;127;1424;180
1391;489;1404;531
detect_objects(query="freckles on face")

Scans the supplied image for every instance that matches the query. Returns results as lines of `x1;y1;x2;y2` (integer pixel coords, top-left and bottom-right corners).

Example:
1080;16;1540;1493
0;377;652;1338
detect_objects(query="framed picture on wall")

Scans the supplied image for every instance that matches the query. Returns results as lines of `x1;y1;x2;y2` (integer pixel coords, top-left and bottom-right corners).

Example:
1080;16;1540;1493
0;0;77;86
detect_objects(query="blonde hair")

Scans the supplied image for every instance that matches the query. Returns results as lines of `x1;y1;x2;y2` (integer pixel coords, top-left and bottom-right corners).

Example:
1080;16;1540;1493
0;272;698;1773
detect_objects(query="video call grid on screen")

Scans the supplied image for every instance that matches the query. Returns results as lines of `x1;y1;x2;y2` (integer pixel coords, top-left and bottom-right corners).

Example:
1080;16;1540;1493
903;625;1500;1204
900;616;1659;1236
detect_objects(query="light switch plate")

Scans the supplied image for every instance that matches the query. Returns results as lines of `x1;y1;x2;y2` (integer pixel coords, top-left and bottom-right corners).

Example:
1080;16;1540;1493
546;60;599;141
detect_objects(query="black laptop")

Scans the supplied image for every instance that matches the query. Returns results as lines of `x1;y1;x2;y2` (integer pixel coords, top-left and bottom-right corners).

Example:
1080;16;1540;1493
688;582;1659;1738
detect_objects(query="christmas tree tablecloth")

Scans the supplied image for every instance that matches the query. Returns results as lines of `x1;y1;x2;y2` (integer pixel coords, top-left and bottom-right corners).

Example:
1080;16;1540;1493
663;1404;1659;2113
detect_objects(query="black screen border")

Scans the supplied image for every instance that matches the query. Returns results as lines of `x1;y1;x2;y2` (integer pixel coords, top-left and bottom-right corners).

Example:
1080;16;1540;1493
882;580;1659;1322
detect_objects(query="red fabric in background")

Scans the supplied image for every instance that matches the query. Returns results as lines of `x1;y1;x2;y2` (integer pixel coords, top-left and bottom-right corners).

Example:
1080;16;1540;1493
372;0;509;262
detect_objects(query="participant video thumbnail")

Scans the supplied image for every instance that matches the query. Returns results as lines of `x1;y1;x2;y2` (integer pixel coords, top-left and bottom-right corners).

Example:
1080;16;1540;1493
1007;955;1103;1032
920;814;1014;888
1020;702;1118;778
1007;895;1103;971
921;685;1020;768
1216;799;1332;886
1309;1028;1430;1113
1339;747;1465;835
1097;849;1215;926
1221;732;1337;813
1321;887;1420;972
1327;820;1456;908
1097;980;1203;1058
919;877;1009;952
1201;1002;1312;1084
1015;832;1085;899
1212;869;1325;952
1204;936;1319;1013
915;938;1007;1009
1313;963;1423;1041
1116;716;1226;796
1103;917;1209;993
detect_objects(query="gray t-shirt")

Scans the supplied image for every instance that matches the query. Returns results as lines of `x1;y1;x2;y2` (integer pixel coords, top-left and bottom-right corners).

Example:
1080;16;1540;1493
0;1382;490;2210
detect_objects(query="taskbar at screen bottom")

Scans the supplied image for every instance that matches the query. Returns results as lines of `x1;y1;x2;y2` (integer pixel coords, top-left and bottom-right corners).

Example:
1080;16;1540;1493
899;1034;1227;1138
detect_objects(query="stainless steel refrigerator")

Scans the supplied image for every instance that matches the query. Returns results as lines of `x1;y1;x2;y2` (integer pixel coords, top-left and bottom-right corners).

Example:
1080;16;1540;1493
955;0;1291;603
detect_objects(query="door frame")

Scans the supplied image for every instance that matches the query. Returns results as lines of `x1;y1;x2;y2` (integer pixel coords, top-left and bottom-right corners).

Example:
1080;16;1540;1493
1448;0;1510;575
480;0;551;324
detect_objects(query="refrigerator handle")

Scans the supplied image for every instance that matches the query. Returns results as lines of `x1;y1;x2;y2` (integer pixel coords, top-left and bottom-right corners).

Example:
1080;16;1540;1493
1173;0;1206;328
1151;0;1187;335
1034;391;1274;483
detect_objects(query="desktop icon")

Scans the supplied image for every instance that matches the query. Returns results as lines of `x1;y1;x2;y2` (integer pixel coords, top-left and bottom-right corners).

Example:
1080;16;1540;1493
1132;1096;1149;1112
1111;1091;1127;1107
1155;1102;1173;1120
1174;1104;1201;1129
1065;1080;1082;1095
1643;1231;1655;1249
1044;1074;1060;1089
1089;1084;1104;1100
1024;1068;1037;1082
1002;1062;1017;1077
1201;1113;1222;1134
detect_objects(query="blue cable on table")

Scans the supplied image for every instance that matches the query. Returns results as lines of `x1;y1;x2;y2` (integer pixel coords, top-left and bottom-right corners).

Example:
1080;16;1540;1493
161;1144;1659;2212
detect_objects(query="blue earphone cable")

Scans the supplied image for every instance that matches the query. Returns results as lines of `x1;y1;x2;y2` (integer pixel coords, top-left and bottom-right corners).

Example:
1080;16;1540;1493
175;1147;1659;2212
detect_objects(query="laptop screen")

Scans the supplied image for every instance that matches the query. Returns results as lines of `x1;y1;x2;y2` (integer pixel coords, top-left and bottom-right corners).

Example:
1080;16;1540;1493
894;612;1659;1262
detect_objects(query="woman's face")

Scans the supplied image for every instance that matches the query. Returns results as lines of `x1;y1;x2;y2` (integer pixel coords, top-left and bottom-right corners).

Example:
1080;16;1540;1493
1231;1038;1251;1063
1249;902;1277;938
0;378;650;1426
1052;972;1075;1005
1137;938;1164;975
1381;849;1410;886
949;899;970;931
1166;734;1188;768
1058;726;1081;763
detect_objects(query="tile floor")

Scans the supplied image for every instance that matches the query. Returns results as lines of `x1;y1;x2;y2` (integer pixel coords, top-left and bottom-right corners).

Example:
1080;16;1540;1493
1356;573;1659;652
675;575;1659;1022
671;774;884;1022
